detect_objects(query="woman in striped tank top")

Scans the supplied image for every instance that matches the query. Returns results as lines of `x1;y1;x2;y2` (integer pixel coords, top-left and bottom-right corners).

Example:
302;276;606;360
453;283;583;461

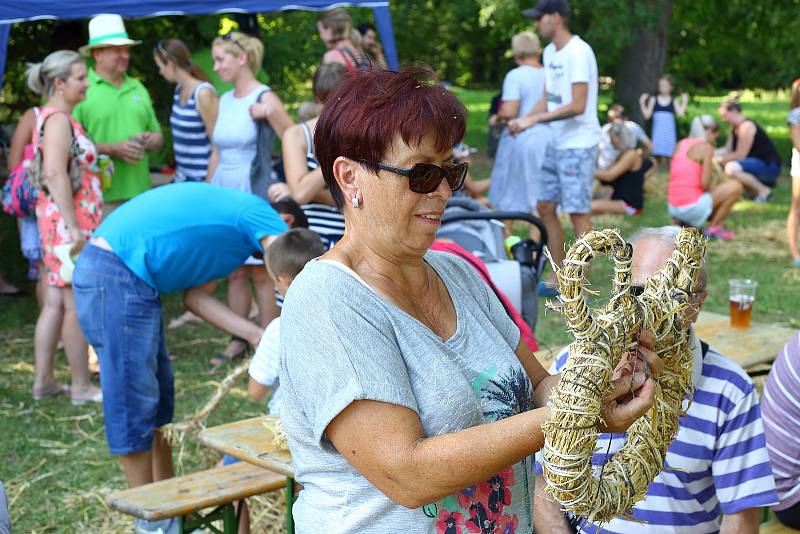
272;63;346;249
154;39;218;183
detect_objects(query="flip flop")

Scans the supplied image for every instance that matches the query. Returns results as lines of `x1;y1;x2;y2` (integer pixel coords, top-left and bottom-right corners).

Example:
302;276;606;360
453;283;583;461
792;258;800;267
209;336;250;368
33;383;70;400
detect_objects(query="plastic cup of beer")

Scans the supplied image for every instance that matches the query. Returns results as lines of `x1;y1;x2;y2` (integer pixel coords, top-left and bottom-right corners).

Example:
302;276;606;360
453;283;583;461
729;279;757;329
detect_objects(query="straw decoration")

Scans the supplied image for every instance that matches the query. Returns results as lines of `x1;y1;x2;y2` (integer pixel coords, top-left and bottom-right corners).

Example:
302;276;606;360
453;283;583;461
540;228;705;523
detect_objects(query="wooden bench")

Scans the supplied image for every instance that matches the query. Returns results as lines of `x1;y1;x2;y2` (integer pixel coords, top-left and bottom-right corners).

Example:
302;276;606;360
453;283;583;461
107;461;285;534
761;520;800;533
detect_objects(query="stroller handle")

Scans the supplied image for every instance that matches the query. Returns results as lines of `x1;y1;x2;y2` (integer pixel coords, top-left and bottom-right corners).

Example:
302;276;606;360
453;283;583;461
439;210;548;249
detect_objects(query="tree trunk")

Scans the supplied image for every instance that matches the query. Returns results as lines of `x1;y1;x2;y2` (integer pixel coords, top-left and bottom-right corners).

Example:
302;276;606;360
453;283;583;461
614;0;675;126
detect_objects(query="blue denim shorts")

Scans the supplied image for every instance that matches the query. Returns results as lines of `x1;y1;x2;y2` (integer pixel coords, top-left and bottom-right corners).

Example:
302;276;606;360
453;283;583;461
738;157;780;186
539;145;597;213
73;244;174;455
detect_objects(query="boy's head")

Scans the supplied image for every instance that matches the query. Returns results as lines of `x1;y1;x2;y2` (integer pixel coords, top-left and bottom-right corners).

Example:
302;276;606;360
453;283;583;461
265;228;326;296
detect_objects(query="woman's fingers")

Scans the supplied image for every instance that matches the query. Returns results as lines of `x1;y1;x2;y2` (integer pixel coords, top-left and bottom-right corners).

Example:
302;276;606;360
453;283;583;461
601;377;656;434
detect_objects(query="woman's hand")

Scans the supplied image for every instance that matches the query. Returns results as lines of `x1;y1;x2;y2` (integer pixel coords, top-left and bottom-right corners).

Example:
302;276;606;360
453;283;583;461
600;331;663;434
68;227;87;256
249;101;275;121
267;182;292;202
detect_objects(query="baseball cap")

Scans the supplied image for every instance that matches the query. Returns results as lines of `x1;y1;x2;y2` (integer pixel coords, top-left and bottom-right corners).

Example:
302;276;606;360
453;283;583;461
522;0;570;19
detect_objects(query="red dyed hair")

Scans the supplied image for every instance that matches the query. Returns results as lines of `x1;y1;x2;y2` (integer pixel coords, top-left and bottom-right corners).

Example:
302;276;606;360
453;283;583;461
314;64;467;209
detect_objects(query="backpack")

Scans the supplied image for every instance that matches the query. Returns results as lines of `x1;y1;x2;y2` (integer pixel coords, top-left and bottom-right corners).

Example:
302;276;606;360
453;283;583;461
2;144;40;217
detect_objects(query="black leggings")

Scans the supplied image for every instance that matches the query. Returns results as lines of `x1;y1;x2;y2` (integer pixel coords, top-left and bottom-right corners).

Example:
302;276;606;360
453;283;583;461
776;501;800;529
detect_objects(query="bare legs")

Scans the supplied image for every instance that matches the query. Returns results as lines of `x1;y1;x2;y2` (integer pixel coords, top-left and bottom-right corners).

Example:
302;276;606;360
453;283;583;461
708;180;743;227
789;175;800;261
590;199;628;215
538;201;592;284
724;161;771;199
118;430;174;487
33;284;99;400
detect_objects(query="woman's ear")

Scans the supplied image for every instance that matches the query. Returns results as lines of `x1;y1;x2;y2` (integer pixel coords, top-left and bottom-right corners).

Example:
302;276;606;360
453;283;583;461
332;157;359;201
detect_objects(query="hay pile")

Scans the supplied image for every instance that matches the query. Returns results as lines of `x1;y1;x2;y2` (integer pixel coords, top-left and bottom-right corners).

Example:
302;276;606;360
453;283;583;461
540;228;705;523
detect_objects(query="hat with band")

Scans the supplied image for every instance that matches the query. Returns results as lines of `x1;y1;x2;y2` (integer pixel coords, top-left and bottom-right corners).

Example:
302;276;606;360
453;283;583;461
79;14;141;56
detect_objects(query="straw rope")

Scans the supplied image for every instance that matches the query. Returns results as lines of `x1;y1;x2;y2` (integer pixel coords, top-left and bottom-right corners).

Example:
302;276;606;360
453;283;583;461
540;227;705;523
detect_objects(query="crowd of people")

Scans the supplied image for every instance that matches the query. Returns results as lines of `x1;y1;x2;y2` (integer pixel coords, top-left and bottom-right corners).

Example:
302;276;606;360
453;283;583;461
0;0;799;533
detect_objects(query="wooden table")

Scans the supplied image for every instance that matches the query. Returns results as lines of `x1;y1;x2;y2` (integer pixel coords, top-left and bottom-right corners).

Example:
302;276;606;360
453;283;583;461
694;311;795;369
199;416;296;532
199;416;294;478
534;310;795;372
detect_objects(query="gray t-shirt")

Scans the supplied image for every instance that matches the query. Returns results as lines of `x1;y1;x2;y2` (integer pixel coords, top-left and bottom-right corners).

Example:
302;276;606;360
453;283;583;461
279;251;533;533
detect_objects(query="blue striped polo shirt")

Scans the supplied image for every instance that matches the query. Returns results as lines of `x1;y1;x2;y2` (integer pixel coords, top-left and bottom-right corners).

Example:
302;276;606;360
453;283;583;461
171;82;215;182
538;336;778;533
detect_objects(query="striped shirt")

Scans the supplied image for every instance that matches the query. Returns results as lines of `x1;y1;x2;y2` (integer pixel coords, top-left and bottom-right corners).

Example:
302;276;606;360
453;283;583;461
298;121;345;249
761;331;800;511
539;338;777;533
170;82;215;182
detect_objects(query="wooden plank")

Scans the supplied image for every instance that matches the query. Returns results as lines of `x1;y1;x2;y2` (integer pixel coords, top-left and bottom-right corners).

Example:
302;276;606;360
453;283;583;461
106;461;285;521
694;311;795;369
199;416;295;478
760;520;800;534
534;311;794;372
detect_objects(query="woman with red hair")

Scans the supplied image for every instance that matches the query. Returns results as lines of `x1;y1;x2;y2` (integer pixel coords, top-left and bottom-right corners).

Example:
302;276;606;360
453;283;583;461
277;65;660;533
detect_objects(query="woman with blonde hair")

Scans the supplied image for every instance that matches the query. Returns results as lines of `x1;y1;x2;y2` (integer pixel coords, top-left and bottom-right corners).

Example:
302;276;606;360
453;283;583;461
787;79;800;266
668;115;742;239
488;31;549;217
153;38;219;182
591;123;651;215
209;31;293;365
26;50;103;404
317;8;367;71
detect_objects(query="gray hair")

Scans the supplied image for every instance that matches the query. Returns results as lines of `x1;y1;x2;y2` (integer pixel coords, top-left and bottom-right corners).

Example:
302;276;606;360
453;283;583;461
26;50;84;97
628;226;708;291
511;31;541;58
689;114;718;139
608;123;636;153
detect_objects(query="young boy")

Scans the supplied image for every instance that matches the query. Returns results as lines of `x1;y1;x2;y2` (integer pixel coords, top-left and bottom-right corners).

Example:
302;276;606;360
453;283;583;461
247;228;326;413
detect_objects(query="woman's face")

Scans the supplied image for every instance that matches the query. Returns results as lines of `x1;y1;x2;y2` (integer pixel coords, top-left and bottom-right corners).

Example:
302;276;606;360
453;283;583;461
610;132;622;150
350;133;454;257
56;61;89;105
705;127;719;145
212;45;244;83
154;54;176;83
658;78;673;95
317;22;334;48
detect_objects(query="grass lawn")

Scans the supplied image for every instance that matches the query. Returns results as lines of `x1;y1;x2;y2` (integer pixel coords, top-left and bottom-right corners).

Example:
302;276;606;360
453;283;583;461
1;88;799;531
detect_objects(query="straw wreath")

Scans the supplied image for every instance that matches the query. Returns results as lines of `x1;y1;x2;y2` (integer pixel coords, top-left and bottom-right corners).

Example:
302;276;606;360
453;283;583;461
540;227;705;523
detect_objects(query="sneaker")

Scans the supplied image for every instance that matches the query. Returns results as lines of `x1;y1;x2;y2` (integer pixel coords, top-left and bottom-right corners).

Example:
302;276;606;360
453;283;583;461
792;258;800;267
705;225;735;240
753;192;773;203
134;518;180;534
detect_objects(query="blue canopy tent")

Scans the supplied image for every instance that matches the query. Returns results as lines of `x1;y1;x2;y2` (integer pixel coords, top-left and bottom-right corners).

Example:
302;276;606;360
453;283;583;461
0;1;399;88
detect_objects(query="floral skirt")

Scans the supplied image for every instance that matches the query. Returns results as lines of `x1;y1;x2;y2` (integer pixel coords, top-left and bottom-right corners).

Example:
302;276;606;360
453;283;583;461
36;173;103;287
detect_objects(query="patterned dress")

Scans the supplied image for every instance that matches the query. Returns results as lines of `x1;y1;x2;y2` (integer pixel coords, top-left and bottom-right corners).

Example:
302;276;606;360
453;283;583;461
34;106;104;287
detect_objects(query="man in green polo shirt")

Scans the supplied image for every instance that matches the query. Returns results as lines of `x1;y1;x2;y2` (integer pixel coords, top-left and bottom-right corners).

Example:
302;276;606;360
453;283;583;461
74;14;163;215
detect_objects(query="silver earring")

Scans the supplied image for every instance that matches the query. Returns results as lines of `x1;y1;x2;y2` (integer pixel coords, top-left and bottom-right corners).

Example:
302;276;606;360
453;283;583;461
351;192;360;209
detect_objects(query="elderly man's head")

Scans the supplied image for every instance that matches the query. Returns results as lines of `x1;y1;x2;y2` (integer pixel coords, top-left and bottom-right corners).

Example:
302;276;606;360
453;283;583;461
629;226;708;324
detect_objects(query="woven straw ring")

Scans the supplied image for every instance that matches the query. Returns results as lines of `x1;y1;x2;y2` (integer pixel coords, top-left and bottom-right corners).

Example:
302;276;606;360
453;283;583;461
540;228;705;524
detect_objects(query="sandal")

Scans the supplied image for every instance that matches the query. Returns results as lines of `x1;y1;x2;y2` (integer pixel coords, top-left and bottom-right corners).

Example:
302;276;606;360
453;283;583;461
209;335;250;367
70;385;103;406
33;383;70;401
705;225;735;240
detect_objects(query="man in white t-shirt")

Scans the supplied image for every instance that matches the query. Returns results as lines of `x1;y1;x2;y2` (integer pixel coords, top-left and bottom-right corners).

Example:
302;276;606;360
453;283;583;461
509;0;600;294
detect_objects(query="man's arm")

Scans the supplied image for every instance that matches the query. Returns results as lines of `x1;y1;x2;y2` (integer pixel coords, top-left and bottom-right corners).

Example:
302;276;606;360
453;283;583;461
719;508;760;534
508;82;587;134
183;285;263;347
534;474;573;534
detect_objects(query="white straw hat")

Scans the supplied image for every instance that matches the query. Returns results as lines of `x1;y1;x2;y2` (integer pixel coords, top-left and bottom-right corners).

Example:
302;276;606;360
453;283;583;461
79;14;141;56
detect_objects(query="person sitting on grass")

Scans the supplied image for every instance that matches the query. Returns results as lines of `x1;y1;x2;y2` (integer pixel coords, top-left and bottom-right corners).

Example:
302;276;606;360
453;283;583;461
597;103;654;171
534;226;778;534
591;124;650;216
248;228;326;414
668;115;742;240
715;95;781;202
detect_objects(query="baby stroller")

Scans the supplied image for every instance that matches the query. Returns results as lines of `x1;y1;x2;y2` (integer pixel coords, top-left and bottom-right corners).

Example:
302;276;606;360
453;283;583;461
437;197;548;332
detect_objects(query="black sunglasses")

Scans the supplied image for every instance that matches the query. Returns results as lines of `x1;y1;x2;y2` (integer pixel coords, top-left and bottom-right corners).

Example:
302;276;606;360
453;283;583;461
361;160;468;194
221;32;246;53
